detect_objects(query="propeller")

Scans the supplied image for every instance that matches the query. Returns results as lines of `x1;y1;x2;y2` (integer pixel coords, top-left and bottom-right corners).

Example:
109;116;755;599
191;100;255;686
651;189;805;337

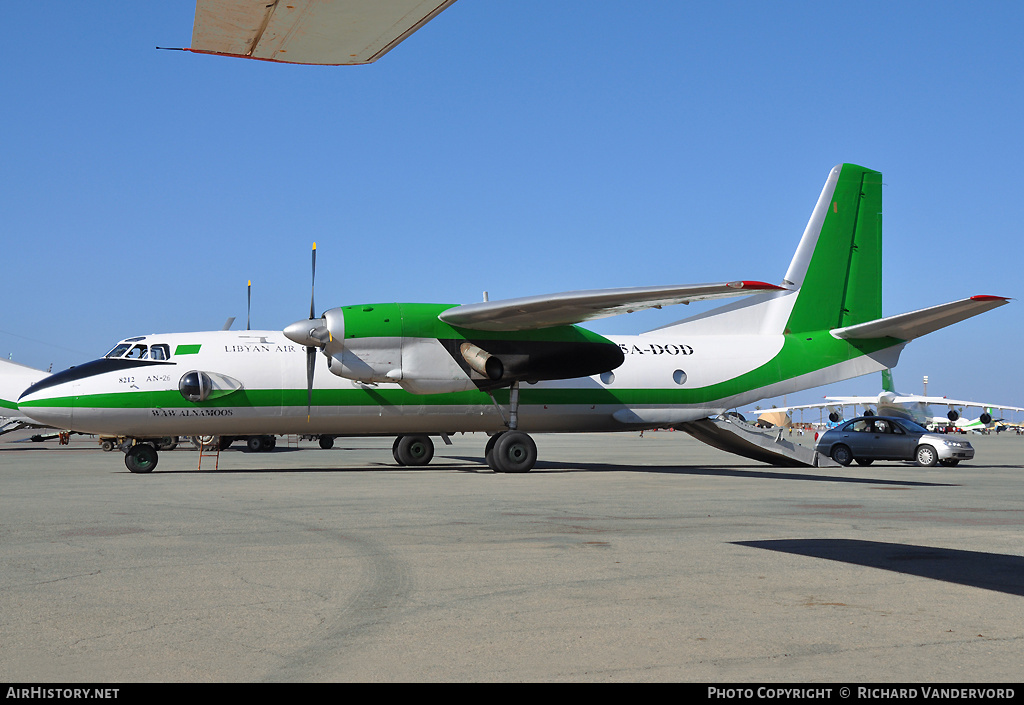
283;243;334;422
306;244;317;421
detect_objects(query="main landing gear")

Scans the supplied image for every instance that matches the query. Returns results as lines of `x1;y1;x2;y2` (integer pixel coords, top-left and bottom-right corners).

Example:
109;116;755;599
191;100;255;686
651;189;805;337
484;430;537;473
484;381;537;472
392;435;435;466
390;382;539;473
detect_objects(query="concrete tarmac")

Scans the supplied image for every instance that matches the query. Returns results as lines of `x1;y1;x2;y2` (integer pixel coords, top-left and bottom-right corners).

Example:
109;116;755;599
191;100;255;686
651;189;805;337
1;429;1023;682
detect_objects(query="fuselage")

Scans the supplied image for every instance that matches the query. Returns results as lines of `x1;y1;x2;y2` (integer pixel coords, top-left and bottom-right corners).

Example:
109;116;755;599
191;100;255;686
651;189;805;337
18;326;902;439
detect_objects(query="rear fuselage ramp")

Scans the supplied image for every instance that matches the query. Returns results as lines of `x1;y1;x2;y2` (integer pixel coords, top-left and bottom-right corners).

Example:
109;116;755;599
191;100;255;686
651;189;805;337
677;415;839;467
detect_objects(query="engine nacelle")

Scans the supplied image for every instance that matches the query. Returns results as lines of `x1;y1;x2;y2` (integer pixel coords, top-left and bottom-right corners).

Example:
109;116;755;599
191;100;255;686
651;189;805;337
291;303;624;395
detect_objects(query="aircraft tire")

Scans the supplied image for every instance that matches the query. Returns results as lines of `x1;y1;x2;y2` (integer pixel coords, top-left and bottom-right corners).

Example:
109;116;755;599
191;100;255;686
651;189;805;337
392;436;405;465
830;444;853;466
319;435;335;450
157;436;178;451
395;435;433;466
492;431;537;473
125;444;158;474
915;444;938;467
484;432;503;471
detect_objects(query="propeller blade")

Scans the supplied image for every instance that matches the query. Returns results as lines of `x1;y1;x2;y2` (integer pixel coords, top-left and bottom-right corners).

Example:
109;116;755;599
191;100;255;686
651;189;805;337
309;242;317;321
306;345;315;422
307;243;317;421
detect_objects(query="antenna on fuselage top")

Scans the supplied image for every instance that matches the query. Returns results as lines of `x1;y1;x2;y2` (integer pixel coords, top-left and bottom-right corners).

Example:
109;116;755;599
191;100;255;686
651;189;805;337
247;280;252;330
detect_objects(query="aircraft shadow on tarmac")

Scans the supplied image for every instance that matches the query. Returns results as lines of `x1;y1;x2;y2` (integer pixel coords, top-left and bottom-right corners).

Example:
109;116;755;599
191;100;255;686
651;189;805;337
735;539;1024;597
145;452;956;485
452;457;957;486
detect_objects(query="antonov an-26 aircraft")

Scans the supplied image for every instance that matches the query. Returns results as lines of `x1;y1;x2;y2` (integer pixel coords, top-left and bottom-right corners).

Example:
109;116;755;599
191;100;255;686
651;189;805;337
18;165;1009;473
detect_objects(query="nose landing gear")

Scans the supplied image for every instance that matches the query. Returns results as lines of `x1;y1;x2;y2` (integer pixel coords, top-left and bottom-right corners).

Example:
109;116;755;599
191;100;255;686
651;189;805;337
124;443;158;473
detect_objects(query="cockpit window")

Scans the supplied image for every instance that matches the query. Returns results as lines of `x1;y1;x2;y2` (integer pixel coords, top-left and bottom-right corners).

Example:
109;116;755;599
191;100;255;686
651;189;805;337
146;344;170;361
103;342;172;361
104;343;133;359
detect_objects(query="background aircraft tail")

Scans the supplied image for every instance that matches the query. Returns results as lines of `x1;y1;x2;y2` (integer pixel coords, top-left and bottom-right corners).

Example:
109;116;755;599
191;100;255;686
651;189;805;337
881;369;896;393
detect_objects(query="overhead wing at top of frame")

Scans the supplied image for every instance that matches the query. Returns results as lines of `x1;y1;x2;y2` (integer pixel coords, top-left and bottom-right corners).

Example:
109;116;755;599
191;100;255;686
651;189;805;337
189;0;457;65
438;281;784;332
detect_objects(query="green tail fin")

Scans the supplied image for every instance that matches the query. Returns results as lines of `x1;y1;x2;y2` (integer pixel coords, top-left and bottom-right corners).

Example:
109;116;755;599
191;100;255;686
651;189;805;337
784;164;883;334
881;368;895;393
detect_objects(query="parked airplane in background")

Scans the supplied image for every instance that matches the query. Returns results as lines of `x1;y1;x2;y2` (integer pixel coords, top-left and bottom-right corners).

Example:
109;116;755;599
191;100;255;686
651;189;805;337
940;412;1001;433
755;369;1024;429
17;165;1010;472
0;359;52;436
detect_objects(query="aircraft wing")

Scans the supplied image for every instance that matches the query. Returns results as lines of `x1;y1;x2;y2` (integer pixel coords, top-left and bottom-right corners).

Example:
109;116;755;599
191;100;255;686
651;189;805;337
757;395;1024;417
438;281;784;332
750;397;874;414
890;395;1024;413
189;0;457;65
831;295;1009;341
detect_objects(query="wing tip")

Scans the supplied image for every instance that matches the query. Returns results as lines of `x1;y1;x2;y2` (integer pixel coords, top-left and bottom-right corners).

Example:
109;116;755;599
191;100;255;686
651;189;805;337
729;280;786;291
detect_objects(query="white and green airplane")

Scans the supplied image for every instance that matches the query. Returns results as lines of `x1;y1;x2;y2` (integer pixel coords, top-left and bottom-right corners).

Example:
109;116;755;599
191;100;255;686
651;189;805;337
17;165;1009;473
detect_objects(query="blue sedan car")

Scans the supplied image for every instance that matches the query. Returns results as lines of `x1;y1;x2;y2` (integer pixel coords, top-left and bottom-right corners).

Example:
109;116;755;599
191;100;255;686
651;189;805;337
815;416;975;467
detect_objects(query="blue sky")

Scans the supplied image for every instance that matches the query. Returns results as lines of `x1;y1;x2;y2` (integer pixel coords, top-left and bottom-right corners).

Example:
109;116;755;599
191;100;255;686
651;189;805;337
3;2;1022;411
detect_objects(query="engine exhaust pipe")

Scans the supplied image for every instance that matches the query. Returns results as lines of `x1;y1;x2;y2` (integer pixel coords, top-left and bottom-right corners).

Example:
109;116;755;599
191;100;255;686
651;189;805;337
460;343;503;380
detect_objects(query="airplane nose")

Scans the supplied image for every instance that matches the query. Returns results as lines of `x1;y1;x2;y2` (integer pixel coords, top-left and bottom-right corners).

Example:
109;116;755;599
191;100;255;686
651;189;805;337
17;368;83;429
17;387;73;428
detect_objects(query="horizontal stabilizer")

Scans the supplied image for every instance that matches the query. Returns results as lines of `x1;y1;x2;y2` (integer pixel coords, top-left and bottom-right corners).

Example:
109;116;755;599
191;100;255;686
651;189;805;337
831;295;1009;342
190;0;457;65
439;281;783;332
